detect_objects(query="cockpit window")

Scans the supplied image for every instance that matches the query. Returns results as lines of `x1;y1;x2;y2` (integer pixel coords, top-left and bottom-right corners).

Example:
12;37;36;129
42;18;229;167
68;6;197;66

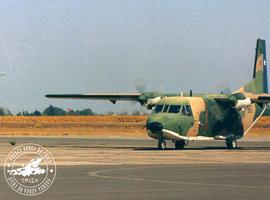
154;104;192;116
181;105;187;116
163;105;169;113
168;105;181;113
181;105;193;116
185;105;193;116
154;105;163;113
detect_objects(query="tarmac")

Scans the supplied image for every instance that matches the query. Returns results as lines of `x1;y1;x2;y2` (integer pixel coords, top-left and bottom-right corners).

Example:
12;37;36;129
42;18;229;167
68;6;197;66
0;136;270;200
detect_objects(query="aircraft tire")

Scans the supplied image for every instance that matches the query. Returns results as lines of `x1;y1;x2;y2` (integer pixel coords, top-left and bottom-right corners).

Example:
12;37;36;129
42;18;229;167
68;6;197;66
175;140;185;150
158;140;166;150
225;138;237;149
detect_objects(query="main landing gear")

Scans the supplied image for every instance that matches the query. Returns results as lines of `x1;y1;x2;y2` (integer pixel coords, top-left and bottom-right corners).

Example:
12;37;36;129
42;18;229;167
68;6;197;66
175;140;185;150
225;138;237;149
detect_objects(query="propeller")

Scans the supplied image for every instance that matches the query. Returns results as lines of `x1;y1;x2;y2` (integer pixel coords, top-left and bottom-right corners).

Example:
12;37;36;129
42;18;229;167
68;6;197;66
213;79;232;94
133;76;147;93
0;72;8;79
132;75;164;112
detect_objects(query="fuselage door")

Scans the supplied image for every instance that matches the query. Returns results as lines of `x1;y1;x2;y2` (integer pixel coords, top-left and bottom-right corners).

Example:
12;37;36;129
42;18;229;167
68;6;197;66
186;97;206;137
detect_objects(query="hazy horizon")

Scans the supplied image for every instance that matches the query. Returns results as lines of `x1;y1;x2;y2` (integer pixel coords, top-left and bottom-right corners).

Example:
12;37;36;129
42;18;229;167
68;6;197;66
0;0;270;113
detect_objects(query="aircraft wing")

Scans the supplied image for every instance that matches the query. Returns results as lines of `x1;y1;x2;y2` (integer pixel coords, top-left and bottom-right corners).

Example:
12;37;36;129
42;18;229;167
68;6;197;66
232;94;270;104
213;94;270;105
251;95;270;103
46;93;141;104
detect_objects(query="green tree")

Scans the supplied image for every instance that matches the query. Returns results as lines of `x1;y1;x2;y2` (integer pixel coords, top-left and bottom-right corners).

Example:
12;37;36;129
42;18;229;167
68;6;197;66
16;112;22;116
33;110;42;116
79;108;95;116
0;107;12;116
43;105;66;116
22;111;29;116
66;109;79;116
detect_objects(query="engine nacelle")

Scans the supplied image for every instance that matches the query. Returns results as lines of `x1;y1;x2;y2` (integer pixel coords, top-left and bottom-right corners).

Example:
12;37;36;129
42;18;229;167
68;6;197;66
235;98;252;110
146;97;162;109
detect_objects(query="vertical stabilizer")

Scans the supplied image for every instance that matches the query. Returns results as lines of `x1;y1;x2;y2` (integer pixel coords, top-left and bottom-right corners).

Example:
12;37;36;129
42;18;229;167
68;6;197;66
238;39;268;94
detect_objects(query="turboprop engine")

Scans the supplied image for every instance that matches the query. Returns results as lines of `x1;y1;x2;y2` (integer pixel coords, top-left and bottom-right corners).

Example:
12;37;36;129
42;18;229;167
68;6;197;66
235;98;252;110
228;93;252;110
146;97;162;109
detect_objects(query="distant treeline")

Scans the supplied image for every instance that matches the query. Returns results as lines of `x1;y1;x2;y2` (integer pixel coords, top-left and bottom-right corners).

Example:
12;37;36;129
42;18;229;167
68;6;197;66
17;105;96;116
0;105;148;116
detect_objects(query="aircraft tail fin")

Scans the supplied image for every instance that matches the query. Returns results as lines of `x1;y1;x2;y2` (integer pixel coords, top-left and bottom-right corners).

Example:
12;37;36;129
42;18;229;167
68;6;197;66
238;39;268;94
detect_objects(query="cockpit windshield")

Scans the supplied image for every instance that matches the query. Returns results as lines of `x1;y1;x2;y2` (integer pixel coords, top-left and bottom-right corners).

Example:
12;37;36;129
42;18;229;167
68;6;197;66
154;105;163;113
153;104;193;116
168;105;181;113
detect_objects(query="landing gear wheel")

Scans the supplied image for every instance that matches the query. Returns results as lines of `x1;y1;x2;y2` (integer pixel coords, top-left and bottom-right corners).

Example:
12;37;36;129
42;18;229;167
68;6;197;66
158;140;166;150
226;138;237;149
175;140;185;150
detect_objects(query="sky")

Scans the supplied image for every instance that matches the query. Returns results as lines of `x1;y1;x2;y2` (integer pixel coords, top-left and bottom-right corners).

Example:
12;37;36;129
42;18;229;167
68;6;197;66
0;0;270;114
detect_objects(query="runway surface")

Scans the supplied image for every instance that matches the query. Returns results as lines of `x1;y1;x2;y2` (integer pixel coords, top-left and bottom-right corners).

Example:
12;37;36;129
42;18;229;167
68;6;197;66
0;136;270;200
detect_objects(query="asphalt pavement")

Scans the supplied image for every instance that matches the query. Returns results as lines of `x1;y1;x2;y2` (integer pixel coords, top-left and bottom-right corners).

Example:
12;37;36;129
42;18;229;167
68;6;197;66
0;136;269;200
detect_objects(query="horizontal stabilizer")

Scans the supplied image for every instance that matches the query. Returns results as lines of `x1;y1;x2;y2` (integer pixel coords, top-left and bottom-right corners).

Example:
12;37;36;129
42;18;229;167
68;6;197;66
252;95;270;103
258;96;270;101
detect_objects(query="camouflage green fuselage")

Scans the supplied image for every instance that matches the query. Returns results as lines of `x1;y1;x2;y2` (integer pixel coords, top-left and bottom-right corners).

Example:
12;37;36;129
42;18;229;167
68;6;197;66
146;95;264;140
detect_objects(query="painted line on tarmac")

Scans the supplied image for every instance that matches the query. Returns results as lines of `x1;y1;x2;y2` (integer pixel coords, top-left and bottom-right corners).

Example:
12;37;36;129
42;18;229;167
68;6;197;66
88;167;270;190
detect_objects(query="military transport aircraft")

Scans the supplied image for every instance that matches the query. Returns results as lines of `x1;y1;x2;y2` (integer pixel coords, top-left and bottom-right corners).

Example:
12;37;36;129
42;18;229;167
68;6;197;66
47;39;270;150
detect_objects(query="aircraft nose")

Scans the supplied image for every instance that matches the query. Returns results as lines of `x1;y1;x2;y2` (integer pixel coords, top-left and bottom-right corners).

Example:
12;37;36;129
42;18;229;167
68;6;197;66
146;122;163;132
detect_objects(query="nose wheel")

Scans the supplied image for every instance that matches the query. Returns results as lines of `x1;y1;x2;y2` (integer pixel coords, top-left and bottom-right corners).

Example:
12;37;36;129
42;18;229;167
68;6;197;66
225;138;237;149
158;140;166;150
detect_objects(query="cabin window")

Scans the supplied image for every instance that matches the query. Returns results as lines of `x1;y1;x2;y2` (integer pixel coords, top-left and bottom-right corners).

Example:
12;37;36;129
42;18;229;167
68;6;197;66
168;105;181;113
154;105;163;113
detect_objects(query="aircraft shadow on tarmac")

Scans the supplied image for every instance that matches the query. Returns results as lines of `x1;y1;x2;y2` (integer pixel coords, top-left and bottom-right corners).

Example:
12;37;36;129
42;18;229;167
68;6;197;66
46;144;230;150
45;144;270;151
133;146;270;151
48;145;135;150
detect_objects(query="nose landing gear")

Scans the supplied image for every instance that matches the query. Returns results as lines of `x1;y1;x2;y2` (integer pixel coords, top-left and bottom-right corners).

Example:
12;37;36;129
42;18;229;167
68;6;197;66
157;139;186;150
158;140;166;150
225;138;237;149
